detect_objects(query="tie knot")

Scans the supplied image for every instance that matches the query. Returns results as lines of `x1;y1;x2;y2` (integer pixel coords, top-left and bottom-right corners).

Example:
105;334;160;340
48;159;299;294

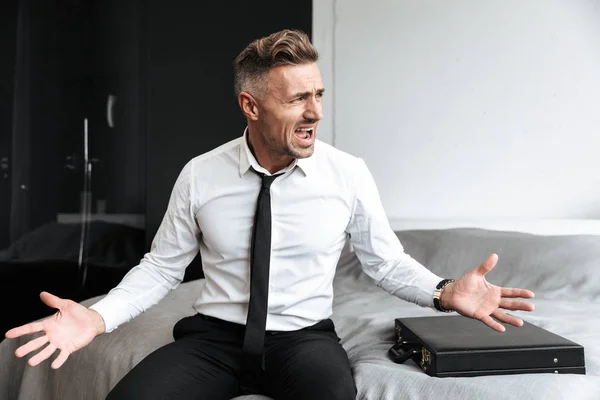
251;168;282;189
260;173;280;189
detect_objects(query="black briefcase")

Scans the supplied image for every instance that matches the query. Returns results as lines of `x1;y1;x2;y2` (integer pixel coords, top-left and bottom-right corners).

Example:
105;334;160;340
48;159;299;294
388;315;585;377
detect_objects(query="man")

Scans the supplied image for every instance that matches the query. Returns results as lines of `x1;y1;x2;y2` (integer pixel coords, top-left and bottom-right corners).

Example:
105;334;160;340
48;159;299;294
6;29;534;400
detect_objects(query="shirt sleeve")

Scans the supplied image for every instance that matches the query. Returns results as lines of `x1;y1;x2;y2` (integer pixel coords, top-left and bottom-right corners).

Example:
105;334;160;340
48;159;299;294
345;157;442;308
89;160;201;332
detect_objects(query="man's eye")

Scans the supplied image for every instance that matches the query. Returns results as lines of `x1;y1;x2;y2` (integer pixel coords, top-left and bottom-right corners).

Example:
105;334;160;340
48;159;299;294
316;93;323;98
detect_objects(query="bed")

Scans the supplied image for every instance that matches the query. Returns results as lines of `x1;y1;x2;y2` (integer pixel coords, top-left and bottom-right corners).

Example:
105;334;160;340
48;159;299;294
2;219;600;400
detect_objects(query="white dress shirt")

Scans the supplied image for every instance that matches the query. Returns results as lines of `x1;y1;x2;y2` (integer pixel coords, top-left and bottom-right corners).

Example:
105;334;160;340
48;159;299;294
90;130;443;332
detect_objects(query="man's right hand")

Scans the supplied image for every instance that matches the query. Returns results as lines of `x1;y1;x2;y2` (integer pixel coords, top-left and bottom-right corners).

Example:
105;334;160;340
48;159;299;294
5;291;106;369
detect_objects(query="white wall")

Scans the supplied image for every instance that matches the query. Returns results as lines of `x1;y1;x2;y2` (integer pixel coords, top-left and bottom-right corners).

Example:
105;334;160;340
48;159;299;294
313;0;600;220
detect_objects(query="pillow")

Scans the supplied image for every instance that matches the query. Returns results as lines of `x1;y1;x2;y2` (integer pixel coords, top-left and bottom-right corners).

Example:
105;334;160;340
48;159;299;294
394;228;600;303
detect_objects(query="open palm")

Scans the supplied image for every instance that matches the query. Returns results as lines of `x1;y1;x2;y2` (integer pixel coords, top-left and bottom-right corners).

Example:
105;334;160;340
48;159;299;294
5;292;104;369
443;254;535;332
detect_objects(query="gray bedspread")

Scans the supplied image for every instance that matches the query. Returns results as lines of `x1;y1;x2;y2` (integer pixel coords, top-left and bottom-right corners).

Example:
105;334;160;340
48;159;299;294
2;228;600;400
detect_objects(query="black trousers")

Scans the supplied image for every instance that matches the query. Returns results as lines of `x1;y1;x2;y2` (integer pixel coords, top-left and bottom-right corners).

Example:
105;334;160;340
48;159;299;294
106;314;357;400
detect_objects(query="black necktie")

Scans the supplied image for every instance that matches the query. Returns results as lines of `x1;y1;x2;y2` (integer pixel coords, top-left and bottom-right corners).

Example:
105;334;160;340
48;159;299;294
241;170;281;379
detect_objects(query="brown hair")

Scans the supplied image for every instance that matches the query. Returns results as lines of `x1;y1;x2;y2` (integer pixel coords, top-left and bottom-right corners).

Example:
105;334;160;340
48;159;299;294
233;29;319;97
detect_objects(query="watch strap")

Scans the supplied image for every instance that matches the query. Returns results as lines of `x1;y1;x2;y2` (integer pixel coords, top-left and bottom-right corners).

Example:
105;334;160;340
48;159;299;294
433;278;456;312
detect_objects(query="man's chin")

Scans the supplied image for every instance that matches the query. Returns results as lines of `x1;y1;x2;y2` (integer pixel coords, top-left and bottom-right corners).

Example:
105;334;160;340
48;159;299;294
292;145;315;159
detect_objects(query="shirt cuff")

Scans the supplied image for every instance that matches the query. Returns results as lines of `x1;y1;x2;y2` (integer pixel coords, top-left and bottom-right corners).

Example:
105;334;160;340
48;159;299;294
415;273;444;308
88;294;131;333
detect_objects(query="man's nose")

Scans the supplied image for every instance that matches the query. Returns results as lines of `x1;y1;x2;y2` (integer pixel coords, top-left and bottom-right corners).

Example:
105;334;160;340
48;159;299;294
304;98;323;121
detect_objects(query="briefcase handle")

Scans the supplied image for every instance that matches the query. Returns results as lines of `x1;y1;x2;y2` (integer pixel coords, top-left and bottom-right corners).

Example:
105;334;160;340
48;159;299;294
388;341;420;364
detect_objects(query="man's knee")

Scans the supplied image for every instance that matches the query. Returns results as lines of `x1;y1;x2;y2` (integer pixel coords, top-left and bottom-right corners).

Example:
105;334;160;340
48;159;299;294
324;377;357;400
297;370;356;400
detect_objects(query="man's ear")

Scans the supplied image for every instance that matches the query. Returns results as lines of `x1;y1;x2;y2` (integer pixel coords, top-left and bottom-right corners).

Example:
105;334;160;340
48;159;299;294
238;92;259;121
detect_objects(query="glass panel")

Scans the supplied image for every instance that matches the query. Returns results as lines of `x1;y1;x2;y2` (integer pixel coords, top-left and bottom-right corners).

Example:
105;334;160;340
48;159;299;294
1;0;145;336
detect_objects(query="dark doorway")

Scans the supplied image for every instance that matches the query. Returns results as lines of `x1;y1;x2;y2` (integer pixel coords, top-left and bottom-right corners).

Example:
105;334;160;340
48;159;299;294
1;0;312;337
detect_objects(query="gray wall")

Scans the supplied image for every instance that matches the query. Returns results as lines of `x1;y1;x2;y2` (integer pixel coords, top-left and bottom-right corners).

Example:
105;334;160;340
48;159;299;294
314;0;600;220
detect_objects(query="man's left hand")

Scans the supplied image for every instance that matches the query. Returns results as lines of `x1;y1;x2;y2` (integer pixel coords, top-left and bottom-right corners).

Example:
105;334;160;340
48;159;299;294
440;253;535;332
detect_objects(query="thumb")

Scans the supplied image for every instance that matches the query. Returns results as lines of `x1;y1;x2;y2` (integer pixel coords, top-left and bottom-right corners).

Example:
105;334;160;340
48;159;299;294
40;291;65;310
475;253;498;276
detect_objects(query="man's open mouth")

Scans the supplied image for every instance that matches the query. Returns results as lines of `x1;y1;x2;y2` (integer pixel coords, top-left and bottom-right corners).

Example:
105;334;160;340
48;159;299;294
294;127;314;139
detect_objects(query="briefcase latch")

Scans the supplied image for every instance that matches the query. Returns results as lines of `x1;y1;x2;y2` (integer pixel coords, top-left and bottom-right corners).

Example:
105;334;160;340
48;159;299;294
420;348;431;372
395;325;403;342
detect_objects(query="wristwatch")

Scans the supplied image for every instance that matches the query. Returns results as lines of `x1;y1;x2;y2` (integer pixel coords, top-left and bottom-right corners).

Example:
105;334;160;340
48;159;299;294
433;279;456;312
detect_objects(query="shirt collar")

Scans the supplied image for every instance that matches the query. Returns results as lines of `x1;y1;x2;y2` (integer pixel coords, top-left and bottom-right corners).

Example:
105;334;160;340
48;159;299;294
238;127;253;177
295;154;316;176
238;127;316;177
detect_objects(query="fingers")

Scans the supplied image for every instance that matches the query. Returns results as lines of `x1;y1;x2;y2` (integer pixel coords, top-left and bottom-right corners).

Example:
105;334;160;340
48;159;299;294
492;310;524;327
479;315;505;333
12;332;71;369
475;253;498;276
5;294;63;340
51;349;70;369
499;299;535;312
5;321;45;339
28;343;57;367
480;310;526;332
500;287;535;299
40;292;64;310
15;335;49;358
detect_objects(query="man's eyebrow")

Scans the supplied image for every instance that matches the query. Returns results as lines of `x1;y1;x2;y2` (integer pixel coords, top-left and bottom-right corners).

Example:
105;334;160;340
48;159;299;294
291;88;326;98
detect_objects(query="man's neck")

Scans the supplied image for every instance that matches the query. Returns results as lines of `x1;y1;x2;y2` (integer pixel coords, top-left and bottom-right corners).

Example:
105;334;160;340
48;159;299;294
246;129;294;174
